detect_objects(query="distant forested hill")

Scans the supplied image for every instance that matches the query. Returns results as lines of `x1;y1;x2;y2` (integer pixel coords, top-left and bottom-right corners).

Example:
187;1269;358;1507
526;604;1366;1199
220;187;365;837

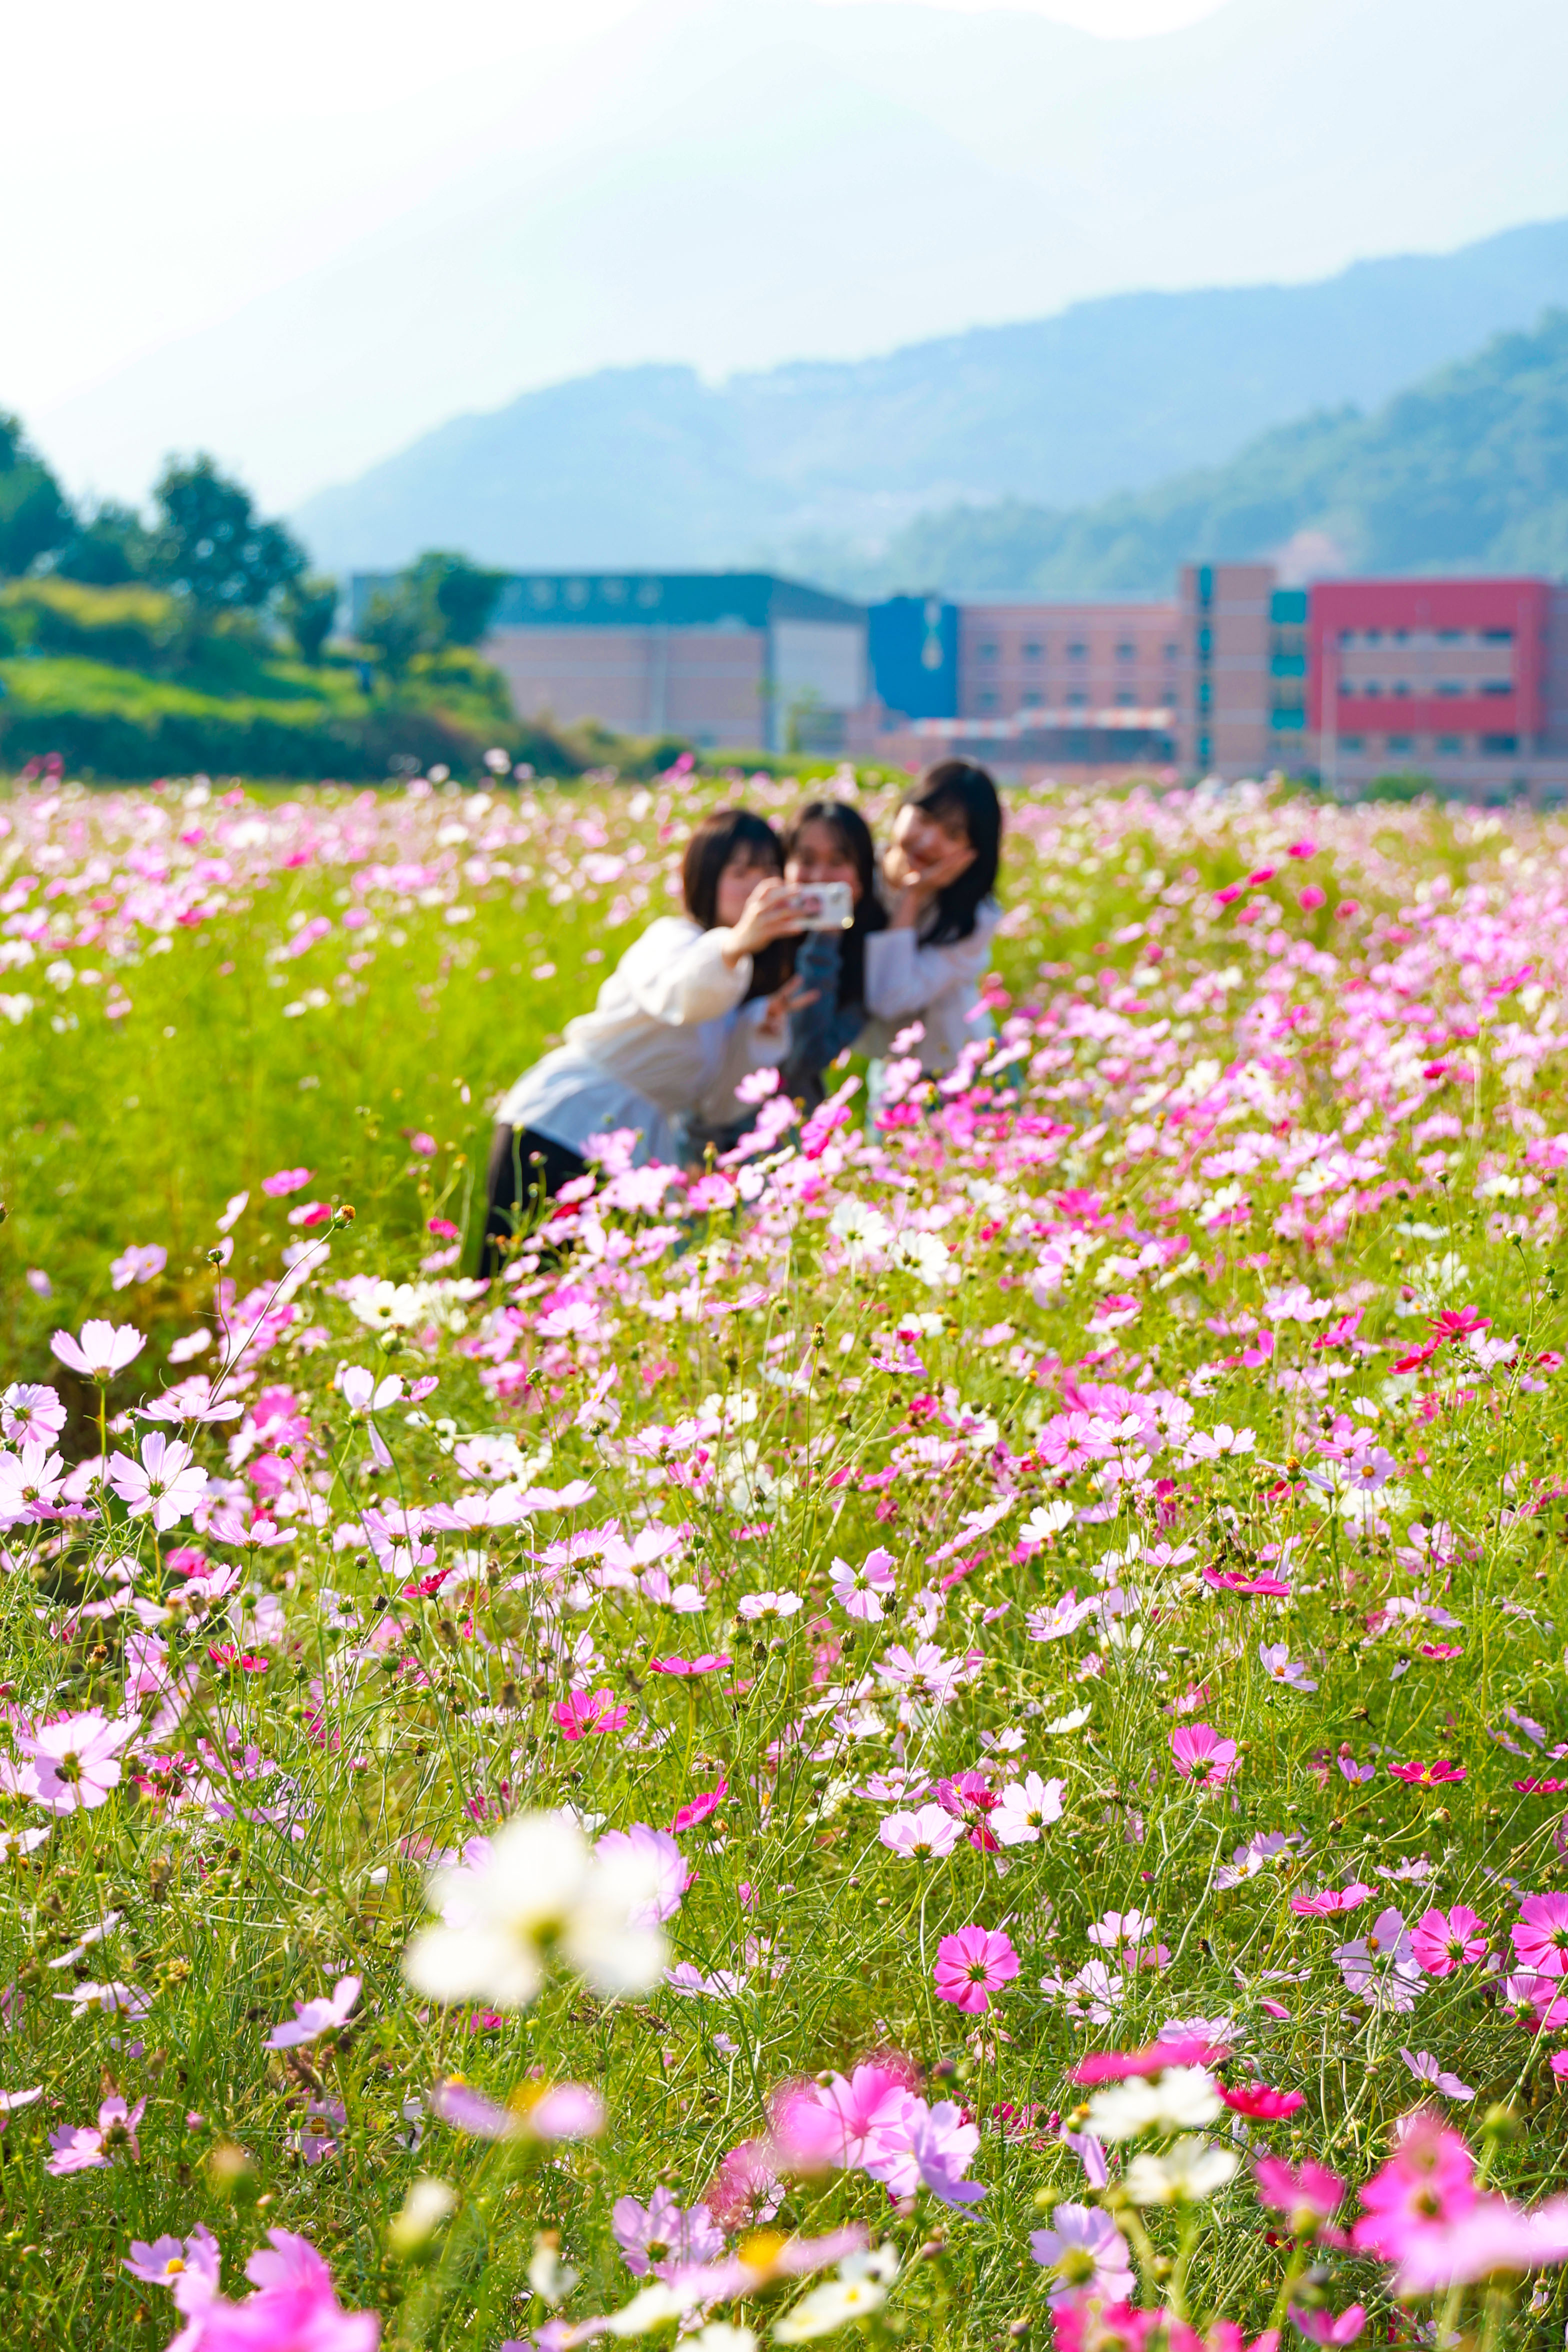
292;220;1568;577
850;310;1568;595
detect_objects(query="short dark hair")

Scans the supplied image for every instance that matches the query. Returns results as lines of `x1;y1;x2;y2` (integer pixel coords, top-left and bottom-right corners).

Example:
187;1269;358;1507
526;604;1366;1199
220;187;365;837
782;798;888;1004
680;806;791;1000
906;760;1003;944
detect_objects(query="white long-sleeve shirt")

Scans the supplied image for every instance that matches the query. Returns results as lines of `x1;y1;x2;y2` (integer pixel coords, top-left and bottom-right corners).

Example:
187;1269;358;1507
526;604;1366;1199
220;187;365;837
858;898;1001;1075
494;917;786;1166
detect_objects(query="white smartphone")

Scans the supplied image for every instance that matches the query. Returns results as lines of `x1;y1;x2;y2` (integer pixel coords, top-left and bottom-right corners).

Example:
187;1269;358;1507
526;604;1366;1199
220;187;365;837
784;881;854;931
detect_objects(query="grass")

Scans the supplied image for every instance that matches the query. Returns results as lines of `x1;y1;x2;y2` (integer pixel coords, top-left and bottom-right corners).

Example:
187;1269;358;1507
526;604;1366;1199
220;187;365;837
0;770;1566;2349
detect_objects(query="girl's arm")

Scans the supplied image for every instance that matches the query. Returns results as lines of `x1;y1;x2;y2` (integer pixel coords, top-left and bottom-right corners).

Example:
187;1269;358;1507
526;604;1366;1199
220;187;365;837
618;920;752;1027
862;912;996;1022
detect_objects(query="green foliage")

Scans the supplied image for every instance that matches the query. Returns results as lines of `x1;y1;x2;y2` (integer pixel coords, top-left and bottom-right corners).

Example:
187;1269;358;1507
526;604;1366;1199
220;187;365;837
0;578;185;668
51;498;158;587
0;411;73;578
1360;770;1438;804
411;549;506;648
874;308;1568;592
284;574;342;666
148;454;306;614
360;580;426;680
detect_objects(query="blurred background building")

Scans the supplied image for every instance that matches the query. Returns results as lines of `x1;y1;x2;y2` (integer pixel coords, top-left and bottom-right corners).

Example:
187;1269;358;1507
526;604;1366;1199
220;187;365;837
350;563;1568;795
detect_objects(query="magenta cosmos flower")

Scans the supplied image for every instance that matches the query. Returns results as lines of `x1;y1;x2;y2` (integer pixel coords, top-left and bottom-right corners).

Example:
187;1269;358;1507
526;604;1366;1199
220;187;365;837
46;2092;145;2176
1410;1906;1490;1974
933;1924;1020;2014
1170;1723;1240;1787
50;1319;144;1379
1512;1893;1568;1976
182;2228;380;2352
552;1688;630;1739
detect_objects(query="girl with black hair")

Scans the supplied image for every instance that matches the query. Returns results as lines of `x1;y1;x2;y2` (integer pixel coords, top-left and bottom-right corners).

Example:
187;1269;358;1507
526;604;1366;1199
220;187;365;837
481;808;804;1271
776;798;888;1111
862;758;1004;1078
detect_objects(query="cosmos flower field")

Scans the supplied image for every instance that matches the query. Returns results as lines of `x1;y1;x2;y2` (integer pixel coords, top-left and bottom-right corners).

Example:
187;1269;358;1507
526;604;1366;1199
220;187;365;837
3;766;1568;2350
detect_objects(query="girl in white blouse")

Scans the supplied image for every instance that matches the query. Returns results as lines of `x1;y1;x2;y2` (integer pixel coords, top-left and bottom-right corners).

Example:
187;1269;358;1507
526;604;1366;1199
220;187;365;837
482;808;805;1270
860;760;1004;1080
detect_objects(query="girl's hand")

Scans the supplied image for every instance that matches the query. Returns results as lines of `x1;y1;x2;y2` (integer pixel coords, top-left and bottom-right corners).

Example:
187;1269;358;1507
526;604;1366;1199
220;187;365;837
756;975;818;1042
721;877;802;968
888;838;977;929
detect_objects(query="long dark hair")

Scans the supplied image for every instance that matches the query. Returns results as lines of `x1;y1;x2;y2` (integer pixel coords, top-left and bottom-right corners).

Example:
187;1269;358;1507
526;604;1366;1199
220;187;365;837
906;760;1003;946
782;799;888;1005
680;806;792;1000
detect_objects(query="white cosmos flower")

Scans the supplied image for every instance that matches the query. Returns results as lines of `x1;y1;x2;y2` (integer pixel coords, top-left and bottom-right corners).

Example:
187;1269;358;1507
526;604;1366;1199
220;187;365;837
773;2272;890;2342
1123;2134;1239;2206
404;1810;668;2010
1086;2066;1222;2142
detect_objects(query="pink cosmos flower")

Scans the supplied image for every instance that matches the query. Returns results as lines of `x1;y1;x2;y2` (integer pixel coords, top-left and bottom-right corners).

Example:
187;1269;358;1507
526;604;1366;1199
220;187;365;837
50;1318;144;1378
1170;1722;1240;1787
1218;2080;1304;2120
0;1442;66;1526
1352;2113;1478;2258
1400;2049;1474;2100
595;1824;689;1924
428;2078;604;2142
552;1688;630;1739
990;1771;1066;1845
110;1243;168;1290
1072;2034;1230;2086
106;1432;208;1530
1254;2156;1346;2230
46;2092;145;2175
612;2187;724;2278
704;2136;785;2229
1290;1884;1372;1918
1030;2203;1136;2308
670;1782;728;1834
648;1654;732;1677
1512;1892;1568;1976
17;1710;138;1812
878;1804;960;1859
771;2060;918;2173
1388;1758;1466;1786
828;1546;898;1620
178;2228;380;2352
1410;1906;1490;1974
1288;2304;1366;2344
261;1166;312;1197
0;1382;66;1446
124;2222;220;2288
262;1974;361;2050
933;1924;1020;2014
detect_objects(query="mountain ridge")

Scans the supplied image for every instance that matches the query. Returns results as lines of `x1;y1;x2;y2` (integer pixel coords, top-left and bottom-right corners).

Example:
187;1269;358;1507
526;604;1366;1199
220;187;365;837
292;216;1568;576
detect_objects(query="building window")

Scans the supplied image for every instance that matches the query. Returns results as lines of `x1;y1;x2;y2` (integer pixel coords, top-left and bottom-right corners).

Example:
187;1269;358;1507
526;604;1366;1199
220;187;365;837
1022;640;1042;660
1482;681;1512;697
1116;641;1136;660
528;580;556;608
1482;734;1518;754
1393;629;1409;643
1197;679;1212;712
978;641;998;662
1392;683;1410;698
1364;629;1382;644
1482;628;1514;643
1115;690;1138;706
1436;628;1463;643
1341;736;1364;752
634;580;661;607
1164;642;1180;660
1067;691;1088;708
1386;736;1414;754
1436;735;1464;753
600;578;627;604
1196;627;1212;658
1437;682;1462;697
1068;641;1088;660
977;690;998;710
1020;690;1042;708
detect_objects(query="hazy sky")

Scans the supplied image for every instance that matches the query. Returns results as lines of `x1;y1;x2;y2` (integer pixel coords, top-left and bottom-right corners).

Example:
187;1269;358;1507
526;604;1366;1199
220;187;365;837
6;0;1228;429
10;0;1565;513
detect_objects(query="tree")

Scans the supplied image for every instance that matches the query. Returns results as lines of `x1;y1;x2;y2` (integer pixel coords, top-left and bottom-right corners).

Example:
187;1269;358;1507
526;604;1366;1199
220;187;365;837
407;550;506;648
360;582;426;682
284;574;340;666
0;414;73;578
148;454;306;614
52;500;156;587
